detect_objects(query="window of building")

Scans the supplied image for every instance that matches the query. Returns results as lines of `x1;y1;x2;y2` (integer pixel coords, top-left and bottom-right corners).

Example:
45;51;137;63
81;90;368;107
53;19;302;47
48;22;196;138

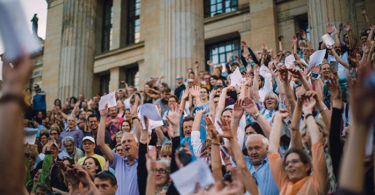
204;0;238;18
124;65;139;87
99;74;110;95
126;0;141;45
102;0;113;52
206;38;240;71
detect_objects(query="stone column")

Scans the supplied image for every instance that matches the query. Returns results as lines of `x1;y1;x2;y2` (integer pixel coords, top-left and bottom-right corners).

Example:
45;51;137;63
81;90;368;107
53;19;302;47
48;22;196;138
248;0;278;51
109;67;120;92
161;0;205;89
308;0;355;49
58;0;97;100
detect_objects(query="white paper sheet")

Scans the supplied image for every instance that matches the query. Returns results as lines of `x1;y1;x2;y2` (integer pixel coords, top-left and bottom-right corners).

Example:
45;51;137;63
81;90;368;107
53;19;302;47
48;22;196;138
285;54;295;69
99;92;117;110
138;103;163;131
308;49;326;69
322;34;335;48
230;67;244;87
0;0;42;62
24;127;38;144
170;159;215;195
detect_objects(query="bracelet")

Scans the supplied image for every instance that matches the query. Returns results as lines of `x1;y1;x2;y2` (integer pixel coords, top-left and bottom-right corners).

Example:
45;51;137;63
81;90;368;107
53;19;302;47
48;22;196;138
225;163;232;167
132;116;139;120
304;113;313;119
253;112;260;120
212;142;220;146
0;93;26;110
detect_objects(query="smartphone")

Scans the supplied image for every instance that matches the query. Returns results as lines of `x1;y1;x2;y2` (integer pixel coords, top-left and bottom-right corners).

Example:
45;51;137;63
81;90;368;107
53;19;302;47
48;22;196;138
311;72;320;79
177;146;192;166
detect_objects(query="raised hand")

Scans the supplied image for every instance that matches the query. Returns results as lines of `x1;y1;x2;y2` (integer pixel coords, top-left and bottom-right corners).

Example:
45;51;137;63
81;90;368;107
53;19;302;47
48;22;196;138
344;22;352;32
301;30;307;40
292;35;298;43
194;61;199;69
217;117;233;139
190;86;201;97
288;68;303;78
241;41;247;47
233;99;244;120
181;89;189;100
302;95;316;114
278;66;289;82
243;97;259;116
203;117;218;140
326;23;334;34
325;75;341;100
2;54;33;94
275;109;289;119
165;103;183;130
99;104;108;117
146;146;157;172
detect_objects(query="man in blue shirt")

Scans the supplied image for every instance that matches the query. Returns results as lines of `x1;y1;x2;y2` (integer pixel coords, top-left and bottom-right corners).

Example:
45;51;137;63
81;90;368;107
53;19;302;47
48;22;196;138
244;134;279;195
32;84;46;117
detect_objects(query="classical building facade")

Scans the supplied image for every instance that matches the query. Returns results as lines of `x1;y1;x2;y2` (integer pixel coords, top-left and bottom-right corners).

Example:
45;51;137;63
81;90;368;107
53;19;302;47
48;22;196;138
38;0;374;108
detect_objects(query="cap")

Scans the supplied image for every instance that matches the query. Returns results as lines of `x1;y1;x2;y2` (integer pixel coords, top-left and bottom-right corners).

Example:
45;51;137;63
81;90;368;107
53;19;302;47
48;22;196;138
176;75;183;80
82;136;95;144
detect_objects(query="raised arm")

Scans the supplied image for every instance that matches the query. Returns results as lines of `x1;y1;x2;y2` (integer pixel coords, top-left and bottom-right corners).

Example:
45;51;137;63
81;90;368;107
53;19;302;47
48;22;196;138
204;117;223;182
329;48;349;69
231;99;244;137
244;98;272;138
98;106;115;163
191;108;206;157
215;87;229;119
145;147;157;195
208;89;217;121
190;86;202;107
0;55;32;194
269;110;289;154
290;92;304;150
279;67;296;112
218;118;259;195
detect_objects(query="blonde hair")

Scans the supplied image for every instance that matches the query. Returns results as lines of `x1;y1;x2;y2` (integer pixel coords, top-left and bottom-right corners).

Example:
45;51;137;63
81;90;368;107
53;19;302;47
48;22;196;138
263;92;279;110
160;142;172;157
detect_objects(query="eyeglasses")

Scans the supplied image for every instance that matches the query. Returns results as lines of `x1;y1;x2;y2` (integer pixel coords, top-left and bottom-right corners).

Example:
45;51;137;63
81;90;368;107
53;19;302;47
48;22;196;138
51;133;58;135
156;169;169;174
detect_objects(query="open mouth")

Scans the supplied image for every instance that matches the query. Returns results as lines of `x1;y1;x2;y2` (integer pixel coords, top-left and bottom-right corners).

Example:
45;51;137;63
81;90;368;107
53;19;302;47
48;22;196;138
124;146;131;152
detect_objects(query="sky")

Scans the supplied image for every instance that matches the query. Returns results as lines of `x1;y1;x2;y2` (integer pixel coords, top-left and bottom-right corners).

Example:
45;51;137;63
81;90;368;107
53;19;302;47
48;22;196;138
0;0;47;80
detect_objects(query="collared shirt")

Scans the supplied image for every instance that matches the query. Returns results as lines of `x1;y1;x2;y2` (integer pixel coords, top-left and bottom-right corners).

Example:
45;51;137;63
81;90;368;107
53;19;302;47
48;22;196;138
245;156;279;195
59;147;84;162
110;153;139;195
60;128;84;149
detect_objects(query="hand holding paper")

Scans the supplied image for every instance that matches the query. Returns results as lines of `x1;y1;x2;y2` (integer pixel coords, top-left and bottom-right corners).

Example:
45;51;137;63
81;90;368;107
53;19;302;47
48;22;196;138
230;67;245;87
99;92;117;110
308;49;326;69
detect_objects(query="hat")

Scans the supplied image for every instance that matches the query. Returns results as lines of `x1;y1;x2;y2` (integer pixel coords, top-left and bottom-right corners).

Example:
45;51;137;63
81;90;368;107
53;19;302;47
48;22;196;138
176;75;183;80
82;136;95;144
187;79;194;83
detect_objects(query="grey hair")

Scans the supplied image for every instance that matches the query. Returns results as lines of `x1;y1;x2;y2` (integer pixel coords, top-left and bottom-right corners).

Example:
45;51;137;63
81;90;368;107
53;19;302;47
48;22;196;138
246;134;269;147
62;136;75;145
122;132;138;143
157;159;171;172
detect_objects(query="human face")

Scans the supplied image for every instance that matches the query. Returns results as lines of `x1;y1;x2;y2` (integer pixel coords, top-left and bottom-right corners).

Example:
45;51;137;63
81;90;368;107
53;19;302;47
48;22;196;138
115;146;123;156
33;171;41;183
246;137;268;166
88;117;98;131
94;178;118;195
83;158;99;174
35;188;47;195
210;77;217;86
121;121;130;132
40;135;48;145
168;97;177;108
200;88;208;100
182;120;193;137
160;153;172;161
50;130;59;140
284;153;310;183
50;145;59;158
222;110;232;121
125;110;132;120
121;134;138;159
264;97;277;110
116;133;124;144
245;126;257;136
109;107;117;118
204;75;210;83
155;162;169;186
82;140;95;154
79;111;87;120
216;79;224;87
67;116;76;130
64;140;75;154
176;78;183;86
321;64;331;78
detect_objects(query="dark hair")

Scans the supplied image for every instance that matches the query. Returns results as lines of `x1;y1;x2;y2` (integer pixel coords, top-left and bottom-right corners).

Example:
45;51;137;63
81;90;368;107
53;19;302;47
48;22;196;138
35;183;51;193
169;95;179;103
54;98;62;106
87;114;98;121
95;171;117;186
211;75;219;80
163;88;171;93
221;108;233;116
121;120;132;131
245;123;264;136
182;116;194;126
201;87;209;94
282;148;312;175
84;157;102;174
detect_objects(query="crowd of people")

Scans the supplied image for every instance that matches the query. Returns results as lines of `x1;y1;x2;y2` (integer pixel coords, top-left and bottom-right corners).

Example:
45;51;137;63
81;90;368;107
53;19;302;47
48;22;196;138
0;9;375;195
